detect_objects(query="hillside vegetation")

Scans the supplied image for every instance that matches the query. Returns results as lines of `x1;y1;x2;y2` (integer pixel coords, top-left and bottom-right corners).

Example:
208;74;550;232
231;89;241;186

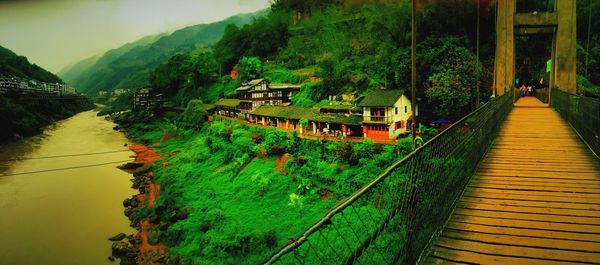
0;45;63;83
0;46;94;143
110;0;600;264
58;33;167;87
60;10;265;96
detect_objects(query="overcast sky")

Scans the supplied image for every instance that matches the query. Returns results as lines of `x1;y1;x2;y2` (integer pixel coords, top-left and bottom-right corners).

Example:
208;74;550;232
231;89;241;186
0;0;270;73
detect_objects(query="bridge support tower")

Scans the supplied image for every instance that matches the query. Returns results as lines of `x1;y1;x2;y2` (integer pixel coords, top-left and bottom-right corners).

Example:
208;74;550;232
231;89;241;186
494;0;577;100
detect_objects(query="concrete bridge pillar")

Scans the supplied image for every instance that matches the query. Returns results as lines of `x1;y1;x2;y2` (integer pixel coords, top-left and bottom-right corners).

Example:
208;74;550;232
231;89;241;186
494;0;516;96
553;0;577;94
494;0;576;97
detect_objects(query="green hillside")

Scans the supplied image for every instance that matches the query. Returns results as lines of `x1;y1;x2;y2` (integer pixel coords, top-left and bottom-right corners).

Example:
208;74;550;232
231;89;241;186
109;1;600;264
0;46;93;143
58;33;167;86
0;45;63;83
57;54;101;84
62;10;265;96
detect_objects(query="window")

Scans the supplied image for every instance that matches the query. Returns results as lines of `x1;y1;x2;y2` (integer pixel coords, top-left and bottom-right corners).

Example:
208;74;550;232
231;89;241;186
395;107;398;115
405;106;408;113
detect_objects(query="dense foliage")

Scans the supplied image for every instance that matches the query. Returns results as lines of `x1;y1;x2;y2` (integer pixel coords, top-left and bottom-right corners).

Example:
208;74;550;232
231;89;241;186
0;95;94;143
213;11;291;71
113;113;417;264
0;45;95;143
106;0;600;263
0;45;63;83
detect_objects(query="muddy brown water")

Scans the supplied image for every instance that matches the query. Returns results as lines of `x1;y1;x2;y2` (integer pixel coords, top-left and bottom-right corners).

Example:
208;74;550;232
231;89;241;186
0;110;136;265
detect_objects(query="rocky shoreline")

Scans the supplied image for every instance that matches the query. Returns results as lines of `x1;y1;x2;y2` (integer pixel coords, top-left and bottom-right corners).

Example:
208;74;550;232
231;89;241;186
109;144;169;265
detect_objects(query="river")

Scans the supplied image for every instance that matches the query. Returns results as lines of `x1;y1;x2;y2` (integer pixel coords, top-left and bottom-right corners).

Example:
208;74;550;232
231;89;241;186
0;110;136;265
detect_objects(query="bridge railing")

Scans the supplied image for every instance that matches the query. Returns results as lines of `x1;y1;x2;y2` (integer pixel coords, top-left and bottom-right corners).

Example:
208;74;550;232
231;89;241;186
263;92;513;265
551;87;600;156
535;87;549;103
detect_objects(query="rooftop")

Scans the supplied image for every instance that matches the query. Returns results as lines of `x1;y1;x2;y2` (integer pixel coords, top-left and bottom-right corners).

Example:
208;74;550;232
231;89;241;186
269;84;301;90
357;89;406;107
251;105;362;125
214;98;241;108
236;78;266;91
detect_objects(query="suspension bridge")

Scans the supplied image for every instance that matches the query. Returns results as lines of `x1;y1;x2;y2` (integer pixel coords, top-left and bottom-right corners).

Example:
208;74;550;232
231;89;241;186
262;1;600;264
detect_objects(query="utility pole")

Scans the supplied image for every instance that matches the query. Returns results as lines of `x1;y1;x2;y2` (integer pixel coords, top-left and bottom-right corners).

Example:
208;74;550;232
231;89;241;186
411;0;417;149
585;0;592;79
476;0;480;108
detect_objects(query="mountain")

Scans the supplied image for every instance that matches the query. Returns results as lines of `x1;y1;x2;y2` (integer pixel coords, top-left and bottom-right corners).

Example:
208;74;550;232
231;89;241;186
0;45;63;83
61;10;266;96
58;33;167;86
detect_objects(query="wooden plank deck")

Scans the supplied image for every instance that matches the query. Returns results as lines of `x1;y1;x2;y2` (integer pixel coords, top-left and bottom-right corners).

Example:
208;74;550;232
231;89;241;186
427;97;600;265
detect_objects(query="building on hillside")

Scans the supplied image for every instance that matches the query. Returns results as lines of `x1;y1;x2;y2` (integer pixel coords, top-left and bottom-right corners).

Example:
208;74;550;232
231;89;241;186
313;105;363;137
236;79;301;111
213;98;241;118
133;87;164;111
58;84;76;96
0;76;17;93
113;88;127;96
248;105;363;138
357;89;416;141
249;105;310;132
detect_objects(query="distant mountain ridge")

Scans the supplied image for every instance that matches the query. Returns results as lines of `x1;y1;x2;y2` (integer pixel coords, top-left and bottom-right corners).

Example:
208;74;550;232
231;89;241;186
58;33;167;86
60;10;266;96
0;45;63;83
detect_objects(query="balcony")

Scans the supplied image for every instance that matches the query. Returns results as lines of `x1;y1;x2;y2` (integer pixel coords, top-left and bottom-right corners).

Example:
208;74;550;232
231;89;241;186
362;115;391;124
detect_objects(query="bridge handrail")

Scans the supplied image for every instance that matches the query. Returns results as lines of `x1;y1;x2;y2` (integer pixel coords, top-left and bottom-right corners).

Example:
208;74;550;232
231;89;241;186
263;91;514;265
551;87;600;157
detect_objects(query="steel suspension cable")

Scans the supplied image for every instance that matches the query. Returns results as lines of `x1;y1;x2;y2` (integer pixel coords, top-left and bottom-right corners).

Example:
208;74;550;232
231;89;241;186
0;149;132;162
0;159;133;177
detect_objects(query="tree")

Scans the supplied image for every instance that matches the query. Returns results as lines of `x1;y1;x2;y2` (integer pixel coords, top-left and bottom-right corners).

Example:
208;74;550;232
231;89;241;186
213;24;243;71
149;54;189;97
236;57;263;81
181;99;208;130
188;52;219;87
149;52;219;105
425;70;471;120
419;36;480;120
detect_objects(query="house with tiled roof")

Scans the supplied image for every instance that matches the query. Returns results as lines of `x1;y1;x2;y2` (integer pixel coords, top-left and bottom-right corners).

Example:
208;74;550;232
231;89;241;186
236;79;301;111
208;85;416;144
248;104;363;137
213;98;241;118
357;89;416;141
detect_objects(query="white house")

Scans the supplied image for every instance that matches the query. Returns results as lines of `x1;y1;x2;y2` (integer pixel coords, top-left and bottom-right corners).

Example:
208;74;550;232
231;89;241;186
357;89;416;141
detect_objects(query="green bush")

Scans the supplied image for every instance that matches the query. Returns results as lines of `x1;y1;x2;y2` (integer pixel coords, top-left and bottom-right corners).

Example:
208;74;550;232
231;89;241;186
181;99;208;130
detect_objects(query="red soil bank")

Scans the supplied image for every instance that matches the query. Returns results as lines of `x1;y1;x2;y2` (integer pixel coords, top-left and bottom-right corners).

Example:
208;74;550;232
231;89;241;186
128;144;167;264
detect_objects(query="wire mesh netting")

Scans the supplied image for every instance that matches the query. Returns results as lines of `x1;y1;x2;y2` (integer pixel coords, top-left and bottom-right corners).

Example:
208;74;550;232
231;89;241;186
263;92;514;265
551;87;600;156
535;87;549;103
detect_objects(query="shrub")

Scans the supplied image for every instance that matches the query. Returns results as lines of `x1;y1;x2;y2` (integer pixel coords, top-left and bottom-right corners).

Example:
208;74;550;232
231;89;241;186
181;99;208;130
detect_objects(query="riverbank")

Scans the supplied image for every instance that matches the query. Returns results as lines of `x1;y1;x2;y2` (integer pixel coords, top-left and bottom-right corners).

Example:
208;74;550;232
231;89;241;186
115;143;170;265
0;94;94;144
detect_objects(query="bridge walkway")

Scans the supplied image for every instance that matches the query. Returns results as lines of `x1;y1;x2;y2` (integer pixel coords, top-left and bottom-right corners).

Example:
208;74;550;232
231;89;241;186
427;97;600;264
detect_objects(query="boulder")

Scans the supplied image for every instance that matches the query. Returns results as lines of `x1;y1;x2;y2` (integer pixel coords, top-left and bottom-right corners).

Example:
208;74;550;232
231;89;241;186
111;241;132;257
108;233;127;241
134;165;151;174
117;162;144;170
122;197;138;208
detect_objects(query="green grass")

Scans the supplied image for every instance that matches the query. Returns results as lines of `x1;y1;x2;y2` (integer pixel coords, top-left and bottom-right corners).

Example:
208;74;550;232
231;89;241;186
126;119;408;264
